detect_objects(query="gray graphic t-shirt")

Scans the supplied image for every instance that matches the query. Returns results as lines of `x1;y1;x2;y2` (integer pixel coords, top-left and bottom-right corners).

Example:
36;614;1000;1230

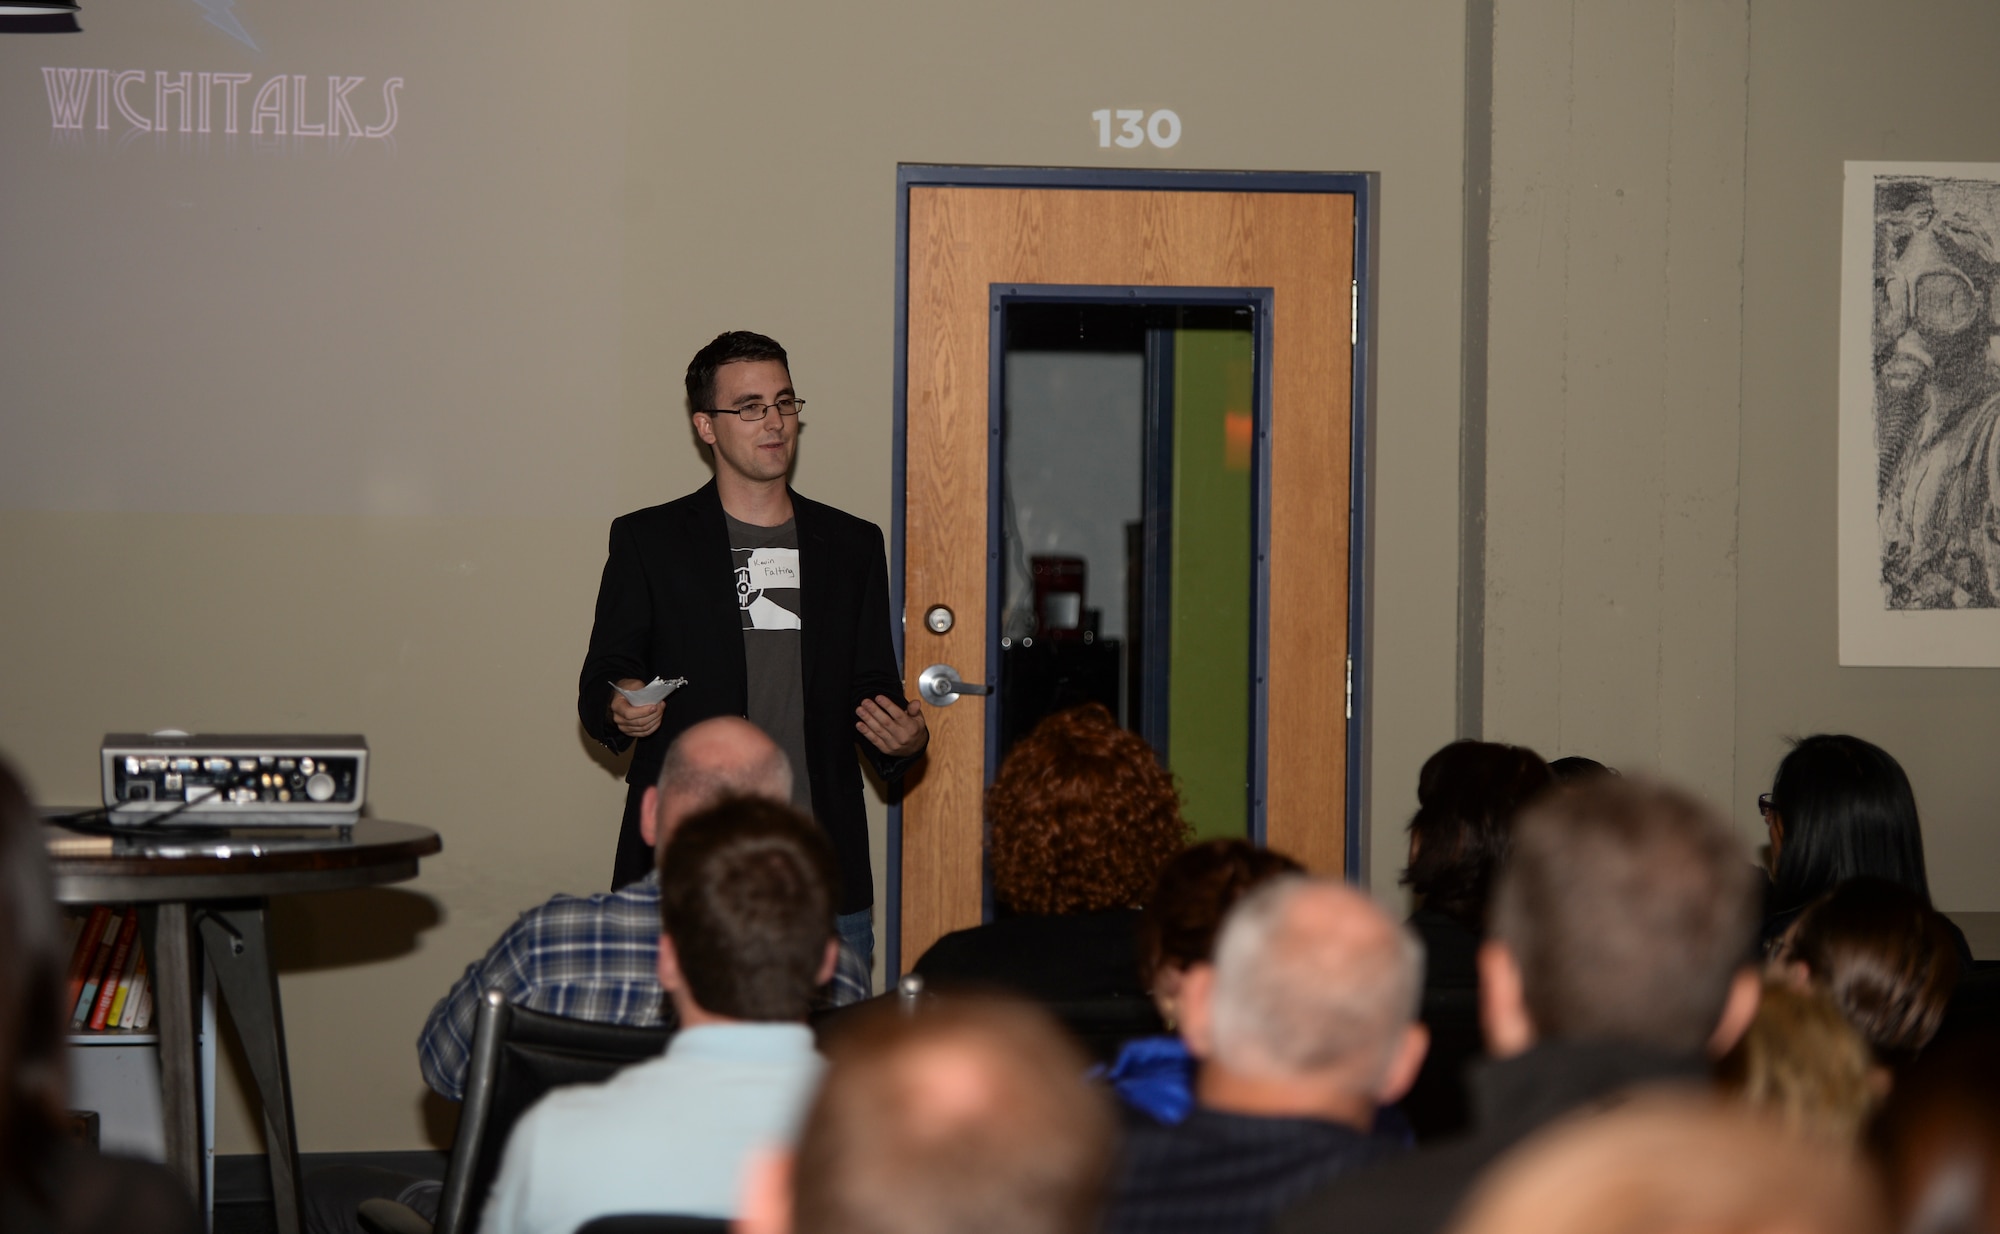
727;514;811;815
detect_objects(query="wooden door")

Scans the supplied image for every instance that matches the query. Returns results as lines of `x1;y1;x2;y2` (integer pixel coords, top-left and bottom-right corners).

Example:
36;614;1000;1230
898;181;1356;969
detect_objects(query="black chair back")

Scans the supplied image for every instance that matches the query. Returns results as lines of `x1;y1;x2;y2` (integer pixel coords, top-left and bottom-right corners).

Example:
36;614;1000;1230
434;991;674;1234
576;1216;731;1234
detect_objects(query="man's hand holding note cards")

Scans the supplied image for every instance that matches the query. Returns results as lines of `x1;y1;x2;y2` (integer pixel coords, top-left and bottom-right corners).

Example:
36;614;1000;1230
608;676;685;738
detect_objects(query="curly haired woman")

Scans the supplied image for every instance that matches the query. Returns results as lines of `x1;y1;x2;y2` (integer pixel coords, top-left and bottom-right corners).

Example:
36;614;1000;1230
912;703;1190;1006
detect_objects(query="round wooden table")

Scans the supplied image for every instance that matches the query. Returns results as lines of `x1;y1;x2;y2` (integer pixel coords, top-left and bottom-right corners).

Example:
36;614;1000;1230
51;820;441;1234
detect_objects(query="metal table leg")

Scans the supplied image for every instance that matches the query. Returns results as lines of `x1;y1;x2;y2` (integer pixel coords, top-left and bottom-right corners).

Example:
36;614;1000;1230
199;900;304;1234
137;903;203;1208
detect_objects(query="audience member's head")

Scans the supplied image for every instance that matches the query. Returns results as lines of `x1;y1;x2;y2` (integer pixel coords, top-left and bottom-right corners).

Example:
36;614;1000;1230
1484;778;1763;1058
1179;877;1427;1127
655;797;836;1024
1135;838;1303;1029
0;756;65;1196
1766;734;1934;916
1775;877;1961;1068
987;704;1188;915
1402;740;1553;931
1869;1032;2000;1234
1718;979;1877;1145
641;715;792;852
742;996;1117;1234
1547;755;1615;783
1451;1094;1885;1234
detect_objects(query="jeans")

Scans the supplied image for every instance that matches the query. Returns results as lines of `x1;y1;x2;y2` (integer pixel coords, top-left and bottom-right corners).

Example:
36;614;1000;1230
836;907;874;990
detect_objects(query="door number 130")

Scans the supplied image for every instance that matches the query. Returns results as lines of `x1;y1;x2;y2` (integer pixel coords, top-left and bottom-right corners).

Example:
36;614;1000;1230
1092;109;1181;149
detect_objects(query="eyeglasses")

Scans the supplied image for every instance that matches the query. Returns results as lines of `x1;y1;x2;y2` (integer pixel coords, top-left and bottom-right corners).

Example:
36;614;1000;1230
706;398;805;422
1757;793;1775;818
1875;269;1983;338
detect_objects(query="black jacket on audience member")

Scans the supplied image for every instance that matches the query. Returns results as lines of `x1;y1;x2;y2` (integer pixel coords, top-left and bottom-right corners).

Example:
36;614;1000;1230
1399;907;1484;1142
1103;1106;1405;1234
911;908;1147;1002
1273;1041;1707;1234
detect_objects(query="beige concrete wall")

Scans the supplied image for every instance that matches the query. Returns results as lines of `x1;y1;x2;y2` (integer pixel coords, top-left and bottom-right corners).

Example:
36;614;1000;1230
1;0;1469;1153
1736;0;2000;918
1473;0;2000;938
1479;0;1749;809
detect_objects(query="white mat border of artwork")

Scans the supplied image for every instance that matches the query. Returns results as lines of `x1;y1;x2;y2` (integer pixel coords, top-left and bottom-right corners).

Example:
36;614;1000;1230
1838;159;2000;666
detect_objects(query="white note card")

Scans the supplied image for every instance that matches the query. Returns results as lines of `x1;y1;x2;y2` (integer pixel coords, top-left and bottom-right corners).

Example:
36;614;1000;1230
613;676;687;706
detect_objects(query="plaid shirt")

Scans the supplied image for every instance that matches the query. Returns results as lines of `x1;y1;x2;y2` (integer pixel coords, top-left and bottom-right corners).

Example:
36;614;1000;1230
418;871;869;1101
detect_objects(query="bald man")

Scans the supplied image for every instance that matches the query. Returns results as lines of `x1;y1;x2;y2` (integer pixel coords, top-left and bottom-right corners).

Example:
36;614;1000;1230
417;716;868;1101
739;996;1117;1234
1102;878;1428;1234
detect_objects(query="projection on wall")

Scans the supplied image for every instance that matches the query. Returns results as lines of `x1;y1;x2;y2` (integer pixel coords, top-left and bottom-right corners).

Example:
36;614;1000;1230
38;68;404;142
1840;162;2000;665
0;1;627;520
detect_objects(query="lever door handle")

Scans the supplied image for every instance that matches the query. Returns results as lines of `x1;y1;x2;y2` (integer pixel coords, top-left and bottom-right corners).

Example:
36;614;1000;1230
917;663;992;706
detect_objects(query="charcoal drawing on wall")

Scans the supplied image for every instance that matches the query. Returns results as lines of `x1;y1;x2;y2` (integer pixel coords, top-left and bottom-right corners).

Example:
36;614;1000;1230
1873;175;2000;609
1840;163;2000;665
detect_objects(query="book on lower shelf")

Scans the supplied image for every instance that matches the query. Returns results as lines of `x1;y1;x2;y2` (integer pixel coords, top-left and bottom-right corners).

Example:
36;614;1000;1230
62;904;152;1037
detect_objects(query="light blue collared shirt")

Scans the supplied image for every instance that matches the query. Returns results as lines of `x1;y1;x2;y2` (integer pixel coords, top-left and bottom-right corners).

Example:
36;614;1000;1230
478;1022;823;1234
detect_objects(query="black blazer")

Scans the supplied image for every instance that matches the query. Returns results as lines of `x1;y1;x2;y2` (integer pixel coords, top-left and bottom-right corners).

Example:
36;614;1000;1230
576;480;915;911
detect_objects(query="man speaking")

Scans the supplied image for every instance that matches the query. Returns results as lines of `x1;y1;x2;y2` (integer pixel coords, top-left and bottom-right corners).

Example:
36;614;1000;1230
578;331;926;971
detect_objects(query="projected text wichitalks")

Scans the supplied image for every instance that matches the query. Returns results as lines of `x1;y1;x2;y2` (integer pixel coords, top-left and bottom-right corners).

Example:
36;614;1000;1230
40;67;402;139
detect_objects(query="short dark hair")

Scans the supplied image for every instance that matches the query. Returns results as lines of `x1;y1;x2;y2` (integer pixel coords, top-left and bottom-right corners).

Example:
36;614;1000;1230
791;996;1115;1234
657;797;835;1021
1548;756;1614;783
1768;734;1933;915
1492;778;1760;1052
1779;877;1961;1066
1401;740;1553;929
0;755;67;1194
1136;838;1302;984
684;330;789;414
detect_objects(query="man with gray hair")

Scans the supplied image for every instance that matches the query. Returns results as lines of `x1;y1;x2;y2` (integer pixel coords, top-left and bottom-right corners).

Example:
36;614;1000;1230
1276;777;1764;1234
1101;877;1429;1234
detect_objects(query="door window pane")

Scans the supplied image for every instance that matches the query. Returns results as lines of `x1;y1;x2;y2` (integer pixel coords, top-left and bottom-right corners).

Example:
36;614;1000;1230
997;302;1255;839
1168;328;1254;840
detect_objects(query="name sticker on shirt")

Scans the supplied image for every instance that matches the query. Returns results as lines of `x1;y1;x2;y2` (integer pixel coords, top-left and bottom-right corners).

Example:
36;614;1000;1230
736;547;802;631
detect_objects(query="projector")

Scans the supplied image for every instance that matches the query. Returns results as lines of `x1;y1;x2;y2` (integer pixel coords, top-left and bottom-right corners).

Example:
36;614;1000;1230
101;732;368;826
